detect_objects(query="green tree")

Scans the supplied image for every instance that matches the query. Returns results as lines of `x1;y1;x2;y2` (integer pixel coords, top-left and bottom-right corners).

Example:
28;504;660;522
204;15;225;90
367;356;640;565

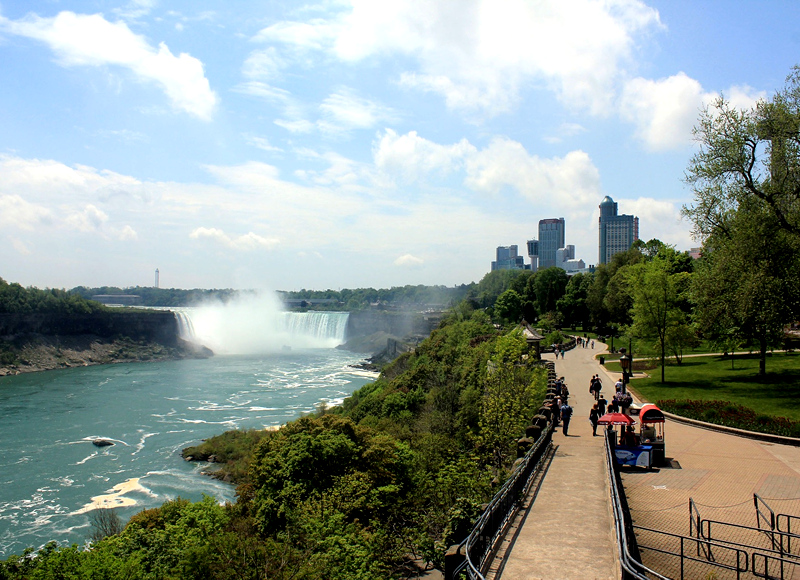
684;67;800;241
494;289;523;324
626;256;690;382
478;331;546;469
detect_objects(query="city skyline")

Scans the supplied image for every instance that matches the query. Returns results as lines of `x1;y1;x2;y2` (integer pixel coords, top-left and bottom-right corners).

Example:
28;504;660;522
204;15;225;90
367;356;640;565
0;1;797;290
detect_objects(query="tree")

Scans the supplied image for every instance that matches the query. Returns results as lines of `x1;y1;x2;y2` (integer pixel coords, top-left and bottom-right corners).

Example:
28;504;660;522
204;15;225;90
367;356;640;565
684;67;800;241
626;256;689;382
556;273;592;329
690;202;800;375
493;289;523;324
684;66;800;375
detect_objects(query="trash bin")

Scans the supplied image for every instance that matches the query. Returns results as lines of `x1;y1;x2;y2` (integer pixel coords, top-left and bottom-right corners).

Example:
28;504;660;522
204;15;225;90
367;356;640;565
599;356;605;365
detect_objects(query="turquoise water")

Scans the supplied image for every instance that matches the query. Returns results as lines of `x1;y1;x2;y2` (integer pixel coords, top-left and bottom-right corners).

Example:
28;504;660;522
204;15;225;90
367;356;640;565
0;350;375;557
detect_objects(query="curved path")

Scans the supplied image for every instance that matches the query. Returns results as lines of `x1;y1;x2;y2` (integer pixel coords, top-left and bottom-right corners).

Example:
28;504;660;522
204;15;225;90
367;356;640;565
490;341;619;579
493;340;800;579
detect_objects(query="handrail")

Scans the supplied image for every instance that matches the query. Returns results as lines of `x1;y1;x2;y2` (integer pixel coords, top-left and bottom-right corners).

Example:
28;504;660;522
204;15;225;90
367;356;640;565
701;518;800;559
604;430;668;579
754;493;778;551
458;417;554;579
634;525;749;579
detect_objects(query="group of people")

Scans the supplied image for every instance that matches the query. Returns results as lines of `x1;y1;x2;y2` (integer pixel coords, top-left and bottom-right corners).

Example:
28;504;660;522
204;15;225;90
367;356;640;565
575;336;594;349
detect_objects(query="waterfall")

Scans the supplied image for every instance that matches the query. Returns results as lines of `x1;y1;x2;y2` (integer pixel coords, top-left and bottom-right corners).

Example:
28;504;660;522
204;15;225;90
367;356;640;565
172;301;349;354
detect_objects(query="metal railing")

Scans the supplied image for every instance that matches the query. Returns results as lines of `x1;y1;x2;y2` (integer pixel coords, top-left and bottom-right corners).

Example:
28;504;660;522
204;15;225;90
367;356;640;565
634;526;749;579
604;431;667;579
448;416;554;580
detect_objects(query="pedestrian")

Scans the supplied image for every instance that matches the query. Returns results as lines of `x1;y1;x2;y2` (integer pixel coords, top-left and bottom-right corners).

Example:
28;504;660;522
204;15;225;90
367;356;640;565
615;378;623;393
560;400;573;436
589;403;600;436
591;340;594;349
607;397;618;414
561;348;565;359
561;382;569;403
597;394;608;416
552;397;562;427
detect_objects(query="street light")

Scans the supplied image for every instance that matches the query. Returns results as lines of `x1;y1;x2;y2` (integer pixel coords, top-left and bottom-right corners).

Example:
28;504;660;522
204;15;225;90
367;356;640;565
619;353;632;394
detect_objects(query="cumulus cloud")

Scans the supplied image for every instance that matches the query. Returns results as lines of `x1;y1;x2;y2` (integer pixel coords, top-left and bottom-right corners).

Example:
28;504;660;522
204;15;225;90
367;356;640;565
620;75;769;150
373;129;475;183
620;73;715;150
0;11;218;120
464;139;602;208
0;195;53;230
189;227;280;251
620;197;692;250
65;204;108;232
254;0;663;116
394;254;424;268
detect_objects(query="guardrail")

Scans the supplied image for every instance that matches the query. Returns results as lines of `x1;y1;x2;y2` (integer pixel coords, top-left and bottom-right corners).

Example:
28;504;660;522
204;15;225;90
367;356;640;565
604;431;666;579
445;417;554;580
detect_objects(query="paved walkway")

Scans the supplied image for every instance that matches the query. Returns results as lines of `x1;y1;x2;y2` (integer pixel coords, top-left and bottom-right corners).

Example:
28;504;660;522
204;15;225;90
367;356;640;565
491;342;619;580
613;370;800;577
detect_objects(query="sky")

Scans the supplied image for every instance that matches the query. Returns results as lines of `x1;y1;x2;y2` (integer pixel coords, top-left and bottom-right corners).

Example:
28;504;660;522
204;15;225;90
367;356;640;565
1;0;798;292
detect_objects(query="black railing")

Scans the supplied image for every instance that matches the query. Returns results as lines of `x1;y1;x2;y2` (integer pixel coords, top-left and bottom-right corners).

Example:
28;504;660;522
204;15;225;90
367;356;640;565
447;416;554;580
604;430;666;579
634;526;749;579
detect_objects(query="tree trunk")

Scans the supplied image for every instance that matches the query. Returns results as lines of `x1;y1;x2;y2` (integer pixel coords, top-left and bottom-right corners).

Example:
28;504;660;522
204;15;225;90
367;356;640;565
759;335;767;376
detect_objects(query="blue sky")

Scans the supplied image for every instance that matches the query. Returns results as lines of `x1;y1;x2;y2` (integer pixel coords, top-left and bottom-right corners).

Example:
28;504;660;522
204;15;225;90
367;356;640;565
1;0;798;291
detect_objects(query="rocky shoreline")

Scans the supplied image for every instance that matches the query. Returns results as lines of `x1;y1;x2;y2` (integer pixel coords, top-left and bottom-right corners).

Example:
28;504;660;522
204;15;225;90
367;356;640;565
0;334;212;377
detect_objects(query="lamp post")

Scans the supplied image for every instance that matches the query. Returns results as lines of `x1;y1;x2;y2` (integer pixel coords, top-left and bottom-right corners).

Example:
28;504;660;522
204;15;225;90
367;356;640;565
619;353;632;395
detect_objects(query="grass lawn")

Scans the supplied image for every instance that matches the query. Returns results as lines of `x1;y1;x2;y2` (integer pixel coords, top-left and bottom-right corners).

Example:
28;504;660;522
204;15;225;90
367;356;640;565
628;352;800;422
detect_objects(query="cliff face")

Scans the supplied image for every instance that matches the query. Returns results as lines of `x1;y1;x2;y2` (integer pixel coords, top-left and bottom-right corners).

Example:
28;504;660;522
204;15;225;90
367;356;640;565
0;310;205;376
345;310;440;340
0;311;179;346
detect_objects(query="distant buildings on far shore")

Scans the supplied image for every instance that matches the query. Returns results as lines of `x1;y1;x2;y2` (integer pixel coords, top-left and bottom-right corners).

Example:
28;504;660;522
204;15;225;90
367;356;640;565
490;195;640;275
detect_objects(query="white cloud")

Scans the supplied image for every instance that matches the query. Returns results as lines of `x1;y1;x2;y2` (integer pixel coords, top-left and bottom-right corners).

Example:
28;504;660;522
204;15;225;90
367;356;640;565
243;134;284;152
543;122;587;144
620;76;769;151
243;47;286;80
10;238;32;256
464;138;601;208
319;88;396;132
255;0;663;116
620;72;715;151
189;227;280;251
116;225;139;241
622;197;692;249
66;204;108;233
394;254;424;268
374;129;475;183
0;195;53;230
0;11;218;120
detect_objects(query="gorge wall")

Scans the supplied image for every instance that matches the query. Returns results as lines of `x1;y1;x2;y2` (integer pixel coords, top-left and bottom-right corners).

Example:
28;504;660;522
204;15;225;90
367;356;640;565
0;311;179;345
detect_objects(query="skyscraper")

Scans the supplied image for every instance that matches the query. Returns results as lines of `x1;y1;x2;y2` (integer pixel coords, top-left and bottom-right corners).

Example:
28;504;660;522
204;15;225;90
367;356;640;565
598;196;639;264
526;239;539;272
491;245;527;271
538;218;565;269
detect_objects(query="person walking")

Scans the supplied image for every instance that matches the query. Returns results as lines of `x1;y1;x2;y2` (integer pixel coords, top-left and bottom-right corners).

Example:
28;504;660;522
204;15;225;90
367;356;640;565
589;403;601;436
597;394;608;416
560;400;573;435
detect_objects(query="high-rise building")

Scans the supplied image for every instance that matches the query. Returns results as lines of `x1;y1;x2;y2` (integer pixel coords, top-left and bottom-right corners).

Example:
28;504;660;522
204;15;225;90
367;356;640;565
598;196;639;264
491;245;528;271
526;239;539;272
538;218;565;269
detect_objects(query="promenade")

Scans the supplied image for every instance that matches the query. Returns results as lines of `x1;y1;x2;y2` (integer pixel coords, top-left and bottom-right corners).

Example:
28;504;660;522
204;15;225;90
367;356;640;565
489;341;619;579
489;339;800;580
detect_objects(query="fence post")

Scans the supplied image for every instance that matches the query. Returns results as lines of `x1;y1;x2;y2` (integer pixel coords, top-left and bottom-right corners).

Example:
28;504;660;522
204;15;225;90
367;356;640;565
444;543;466;580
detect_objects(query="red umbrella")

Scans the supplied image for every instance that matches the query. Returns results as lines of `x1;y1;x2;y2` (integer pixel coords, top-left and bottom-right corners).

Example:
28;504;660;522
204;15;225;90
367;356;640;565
597;412;635;426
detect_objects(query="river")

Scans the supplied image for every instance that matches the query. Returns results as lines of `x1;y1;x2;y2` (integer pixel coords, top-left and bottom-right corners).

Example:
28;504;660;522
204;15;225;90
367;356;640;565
0;308;376;557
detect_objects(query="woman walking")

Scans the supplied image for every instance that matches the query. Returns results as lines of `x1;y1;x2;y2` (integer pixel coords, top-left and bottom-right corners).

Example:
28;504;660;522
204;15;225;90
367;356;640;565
589;403;601;436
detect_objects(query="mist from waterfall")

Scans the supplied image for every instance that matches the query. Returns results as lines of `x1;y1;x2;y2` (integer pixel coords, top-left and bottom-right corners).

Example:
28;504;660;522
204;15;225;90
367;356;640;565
173;292;349;354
